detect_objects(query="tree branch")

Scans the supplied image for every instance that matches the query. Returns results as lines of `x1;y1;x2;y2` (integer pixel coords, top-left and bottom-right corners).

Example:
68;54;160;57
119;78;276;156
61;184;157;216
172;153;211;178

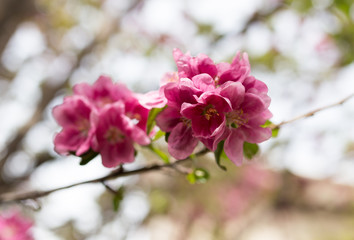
271;93;354;130
0;149;209;204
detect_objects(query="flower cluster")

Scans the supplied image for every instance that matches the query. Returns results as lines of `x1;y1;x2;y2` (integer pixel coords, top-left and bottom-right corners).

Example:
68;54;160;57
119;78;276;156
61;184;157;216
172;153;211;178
0;211;33;240
155;49;272;165
53;49;272;168
53;76;150;167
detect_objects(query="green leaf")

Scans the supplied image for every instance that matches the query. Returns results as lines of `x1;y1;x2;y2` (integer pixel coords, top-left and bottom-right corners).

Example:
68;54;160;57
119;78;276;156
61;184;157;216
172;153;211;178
186;172;196;184
146;107;166;135
243;142;259;159
272;127;279;138
79;150;99;165
261;120;272;128
261;120;279;138
214;141;227;171
148;144;169;163
153;130;165;141
113;186;125;212
186;168;210;184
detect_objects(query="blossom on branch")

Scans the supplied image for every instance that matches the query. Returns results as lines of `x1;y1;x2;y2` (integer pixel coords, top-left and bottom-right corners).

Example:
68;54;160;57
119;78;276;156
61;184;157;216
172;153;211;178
154;49;272;165
53;75;150;168
52;49;272;168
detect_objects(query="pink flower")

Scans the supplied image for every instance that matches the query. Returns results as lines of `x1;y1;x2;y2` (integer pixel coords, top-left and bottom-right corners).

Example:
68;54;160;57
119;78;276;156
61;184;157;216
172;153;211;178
216;52;250;86
163;78;201;108
0;211;33;240
53;95;95;156
74;75;149;131
181;92;231;138
92;103;150;168
53;75;151;167
219;82;272;165
173;48;218;79
73;75;133;110
155;78;202;159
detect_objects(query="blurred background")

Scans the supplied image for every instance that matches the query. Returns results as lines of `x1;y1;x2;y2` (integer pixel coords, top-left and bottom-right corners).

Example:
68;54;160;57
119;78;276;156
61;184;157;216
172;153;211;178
0;0;354;239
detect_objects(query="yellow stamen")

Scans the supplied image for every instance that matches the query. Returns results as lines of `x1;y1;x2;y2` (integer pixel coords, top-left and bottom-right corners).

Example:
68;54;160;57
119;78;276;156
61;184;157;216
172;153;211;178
204;105;219;120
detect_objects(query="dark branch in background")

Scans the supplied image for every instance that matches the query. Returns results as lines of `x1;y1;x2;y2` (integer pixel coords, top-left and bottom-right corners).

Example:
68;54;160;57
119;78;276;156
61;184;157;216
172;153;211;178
0;149;209;204
271;93;354;130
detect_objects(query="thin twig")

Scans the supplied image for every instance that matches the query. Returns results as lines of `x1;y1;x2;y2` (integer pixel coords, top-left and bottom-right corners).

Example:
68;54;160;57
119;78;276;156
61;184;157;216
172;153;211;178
0;149;208;204
271;93;354;130
101;181;118;195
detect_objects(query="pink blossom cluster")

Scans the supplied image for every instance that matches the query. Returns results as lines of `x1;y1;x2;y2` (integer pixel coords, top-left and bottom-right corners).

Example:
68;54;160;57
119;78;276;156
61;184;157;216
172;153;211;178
53;49;272;168
53;76;150;168
155;49;272;165
0;211;33;240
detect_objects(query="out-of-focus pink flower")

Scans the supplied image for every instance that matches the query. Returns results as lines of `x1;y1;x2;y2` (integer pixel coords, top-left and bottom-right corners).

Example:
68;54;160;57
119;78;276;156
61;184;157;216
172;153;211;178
53;75;151;167
92;103;150;168
53;95;95;156
0;211;33;240
74;75;149;132
73;75;133;110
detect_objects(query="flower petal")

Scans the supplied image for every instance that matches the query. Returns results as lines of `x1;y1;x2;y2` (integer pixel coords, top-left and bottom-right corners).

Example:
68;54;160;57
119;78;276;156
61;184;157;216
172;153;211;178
168;122;199;159
224;130;245;166
100;140;135;168
192;74;215;92
219;82;245;110
241;93;266;118
155;106;181;132
240;126;272;143
54;128;87;155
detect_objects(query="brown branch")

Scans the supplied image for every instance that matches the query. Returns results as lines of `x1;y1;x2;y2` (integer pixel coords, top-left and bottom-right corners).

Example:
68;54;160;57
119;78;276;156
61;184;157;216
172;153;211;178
271;93;354;130
0;149;208;204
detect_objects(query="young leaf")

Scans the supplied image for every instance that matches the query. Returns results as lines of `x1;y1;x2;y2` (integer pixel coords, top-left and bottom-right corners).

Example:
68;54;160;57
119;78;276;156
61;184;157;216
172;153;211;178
261;120;272;128
261;120;279;138
186;168;210;184
214;141;227;171
186;172;196;184
194;168;210;183
272;127;279;138
153;130;165;141
243;142;259;159
146;107;166;134
113;186;125;212
148;144;169;163
79;150;99;165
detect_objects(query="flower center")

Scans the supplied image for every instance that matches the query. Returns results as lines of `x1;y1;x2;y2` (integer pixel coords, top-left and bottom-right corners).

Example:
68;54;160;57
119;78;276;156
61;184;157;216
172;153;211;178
226;109;247;128
203;105;219;121
104;127;125;144
181;117;191;126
